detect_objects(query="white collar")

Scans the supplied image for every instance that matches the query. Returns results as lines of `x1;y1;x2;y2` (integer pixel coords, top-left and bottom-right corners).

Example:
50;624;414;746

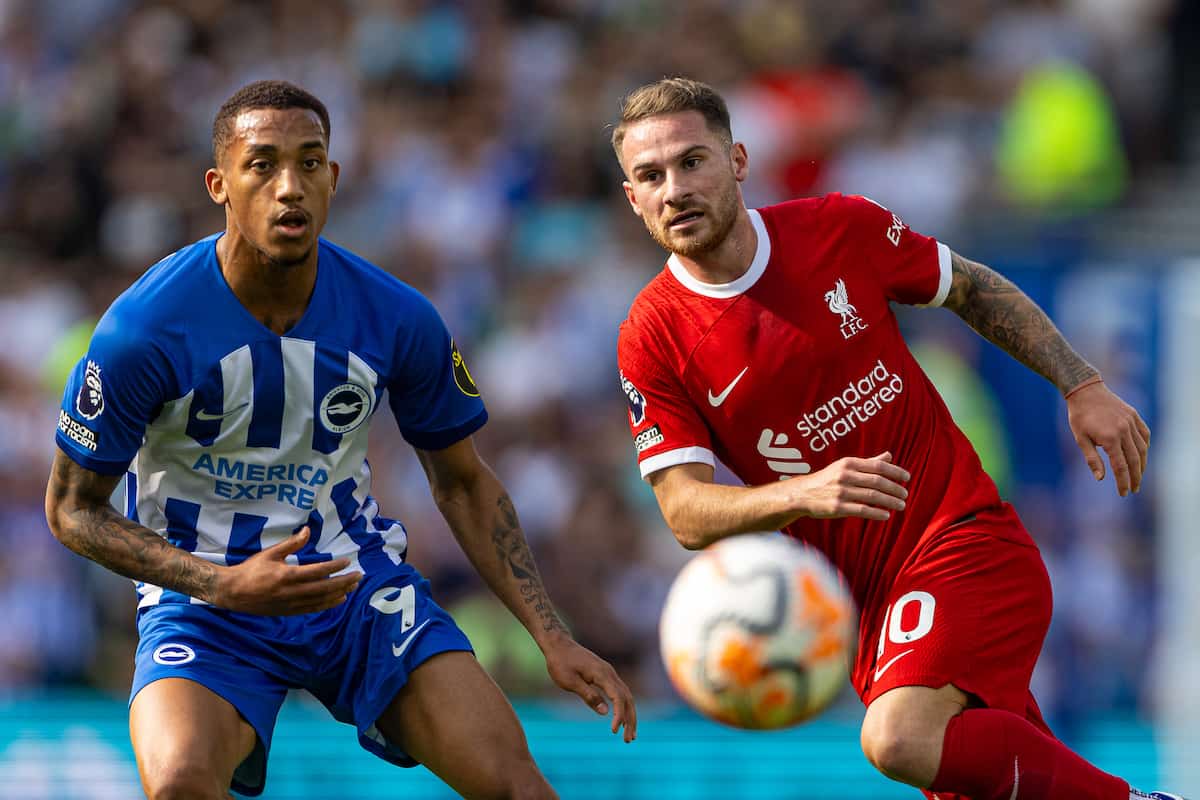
666;208;770;299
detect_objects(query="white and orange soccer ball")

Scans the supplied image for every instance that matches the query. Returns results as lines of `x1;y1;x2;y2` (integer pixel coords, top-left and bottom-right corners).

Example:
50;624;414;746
659;533;857;729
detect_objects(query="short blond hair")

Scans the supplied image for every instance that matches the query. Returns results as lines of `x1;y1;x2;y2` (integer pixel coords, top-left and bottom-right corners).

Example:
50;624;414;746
611;77;732;159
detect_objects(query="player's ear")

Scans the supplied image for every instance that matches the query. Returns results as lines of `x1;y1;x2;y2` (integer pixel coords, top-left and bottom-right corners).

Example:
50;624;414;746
329;159;340;195
623;181;643;219
731;142;749;183
205;166;227;205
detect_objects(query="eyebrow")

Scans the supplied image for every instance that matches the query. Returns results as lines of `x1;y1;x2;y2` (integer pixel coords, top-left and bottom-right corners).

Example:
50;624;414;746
243;140;327;156
630;145;711;176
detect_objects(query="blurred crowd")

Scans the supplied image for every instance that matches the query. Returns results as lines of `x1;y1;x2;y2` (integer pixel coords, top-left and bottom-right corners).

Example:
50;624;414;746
0;0;1189;729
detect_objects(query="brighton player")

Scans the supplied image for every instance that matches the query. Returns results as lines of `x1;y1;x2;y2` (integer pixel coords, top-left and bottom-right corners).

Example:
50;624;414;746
44;80;635;800
612;78;1173;800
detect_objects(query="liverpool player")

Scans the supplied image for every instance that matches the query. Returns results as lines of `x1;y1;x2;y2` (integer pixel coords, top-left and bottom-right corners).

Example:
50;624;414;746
612;77;1173;800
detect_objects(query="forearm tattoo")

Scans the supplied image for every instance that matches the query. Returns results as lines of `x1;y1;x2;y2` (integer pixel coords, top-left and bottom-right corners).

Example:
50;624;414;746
946;253;1098;393
47;453;218;599
491;493;568;636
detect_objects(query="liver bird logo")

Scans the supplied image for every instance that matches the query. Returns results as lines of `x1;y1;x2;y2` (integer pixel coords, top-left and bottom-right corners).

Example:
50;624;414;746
824;279;858;326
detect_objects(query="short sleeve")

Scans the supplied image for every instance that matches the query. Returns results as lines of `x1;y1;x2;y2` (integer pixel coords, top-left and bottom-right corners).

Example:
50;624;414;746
617;322;714;480
56;311;174;475
387;293;487;450
839;195;952;307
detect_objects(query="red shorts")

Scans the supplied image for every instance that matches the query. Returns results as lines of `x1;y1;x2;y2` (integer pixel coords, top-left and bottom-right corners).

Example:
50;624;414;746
857;504;1054;722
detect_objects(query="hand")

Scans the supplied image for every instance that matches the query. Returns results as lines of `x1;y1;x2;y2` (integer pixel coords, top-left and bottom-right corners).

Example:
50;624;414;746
213;527;363;615
1066;380;1150;496
542;636;638;742
792;452;910;521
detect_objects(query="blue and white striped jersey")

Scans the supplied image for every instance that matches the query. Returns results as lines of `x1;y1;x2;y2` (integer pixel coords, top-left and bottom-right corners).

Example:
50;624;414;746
56;234;487;608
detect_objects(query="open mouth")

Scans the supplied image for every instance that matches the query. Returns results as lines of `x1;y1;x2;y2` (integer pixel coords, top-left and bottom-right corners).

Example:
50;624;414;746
669;210;704;229
274;209;309;237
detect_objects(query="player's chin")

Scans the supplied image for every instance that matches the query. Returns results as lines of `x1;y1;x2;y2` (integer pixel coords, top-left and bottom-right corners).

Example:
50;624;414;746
265;231;315;264
667;228;719;258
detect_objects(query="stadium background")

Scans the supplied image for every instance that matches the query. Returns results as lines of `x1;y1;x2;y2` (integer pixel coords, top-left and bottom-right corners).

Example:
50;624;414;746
1;0;1198;797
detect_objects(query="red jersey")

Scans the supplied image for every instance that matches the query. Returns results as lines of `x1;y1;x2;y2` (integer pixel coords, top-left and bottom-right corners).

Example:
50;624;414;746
617;194;1006;656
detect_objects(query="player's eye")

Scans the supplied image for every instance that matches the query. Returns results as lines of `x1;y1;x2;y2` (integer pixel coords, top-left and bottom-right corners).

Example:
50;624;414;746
641;171;659;183
249;160;272;173
303;158;321;169
683;156;701;169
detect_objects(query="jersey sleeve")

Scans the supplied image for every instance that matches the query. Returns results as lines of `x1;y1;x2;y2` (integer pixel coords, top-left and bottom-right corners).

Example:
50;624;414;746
56;310;174;475
617;321;714;480
387;293;487;450
838;194;952;307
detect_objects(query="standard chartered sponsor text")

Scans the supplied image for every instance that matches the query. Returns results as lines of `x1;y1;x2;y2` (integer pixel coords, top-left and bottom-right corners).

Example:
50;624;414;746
191;453;329;510
797;359;904;452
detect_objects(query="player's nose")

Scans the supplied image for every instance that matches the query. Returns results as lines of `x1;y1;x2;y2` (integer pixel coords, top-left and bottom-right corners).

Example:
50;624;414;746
274;166;305;201
662;170;692;206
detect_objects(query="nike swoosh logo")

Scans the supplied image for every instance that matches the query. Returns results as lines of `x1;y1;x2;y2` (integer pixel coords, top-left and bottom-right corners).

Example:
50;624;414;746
707;367;749;407
391;619;431;658
873;648;914;682
195;403;248;421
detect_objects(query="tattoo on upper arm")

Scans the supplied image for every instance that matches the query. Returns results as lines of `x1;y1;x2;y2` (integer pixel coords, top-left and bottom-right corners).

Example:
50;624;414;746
944;252;1097;393
491;494;568;635
47;451;218;599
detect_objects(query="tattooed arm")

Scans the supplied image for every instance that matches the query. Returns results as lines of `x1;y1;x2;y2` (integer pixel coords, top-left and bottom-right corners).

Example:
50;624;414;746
939;251;1151;495
44;449;360;613
942;251;1098;395
416;437;637;740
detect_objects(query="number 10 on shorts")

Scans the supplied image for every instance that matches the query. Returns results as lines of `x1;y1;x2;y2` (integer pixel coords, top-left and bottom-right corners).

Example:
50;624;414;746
876;590;936;660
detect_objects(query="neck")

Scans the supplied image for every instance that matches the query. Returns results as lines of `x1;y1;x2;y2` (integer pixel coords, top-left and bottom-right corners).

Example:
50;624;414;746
671;206;757;285
216;228;317;335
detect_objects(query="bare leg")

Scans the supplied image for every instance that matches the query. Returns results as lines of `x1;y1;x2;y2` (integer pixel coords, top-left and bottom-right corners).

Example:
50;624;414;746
375;651;556;800
860;683;971;787
130;678;257;800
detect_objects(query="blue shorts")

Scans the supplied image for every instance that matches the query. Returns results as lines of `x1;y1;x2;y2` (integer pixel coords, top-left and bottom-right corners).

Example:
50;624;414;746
131;562;472;797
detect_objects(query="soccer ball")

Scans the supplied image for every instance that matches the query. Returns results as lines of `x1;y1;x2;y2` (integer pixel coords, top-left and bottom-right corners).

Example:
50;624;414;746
659;533;856;729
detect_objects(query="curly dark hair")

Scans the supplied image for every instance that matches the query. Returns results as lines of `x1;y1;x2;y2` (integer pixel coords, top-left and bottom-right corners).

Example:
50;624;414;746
211;80;331;164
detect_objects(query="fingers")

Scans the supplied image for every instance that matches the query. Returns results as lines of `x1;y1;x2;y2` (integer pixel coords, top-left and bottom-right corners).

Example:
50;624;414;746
280;572;362;614
1115;427;1142;496
1121;425;1144;494
1135;415;1151;446
291;558;354;580
593;669;638;742
1102;440;1132;497
858;454;911;484
1076;434;1105;482
1132;416;1150;490
570;667;638;742
264;527;310;559
847;485;906;512
844;503;891;522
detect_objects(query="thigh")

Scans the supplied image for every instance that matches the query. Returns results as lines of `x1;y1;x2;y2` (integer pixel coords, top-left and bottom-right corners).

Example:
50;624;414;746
374;651;553;800
130;677;256;798
132;604;291;795
863;519;1053;714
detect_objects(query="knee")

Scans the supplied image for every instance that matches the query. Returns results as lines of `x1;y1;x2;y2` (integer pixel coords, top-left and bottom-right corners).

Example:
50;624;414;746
142;762;227;800
860;707;945;787
494;758;554;800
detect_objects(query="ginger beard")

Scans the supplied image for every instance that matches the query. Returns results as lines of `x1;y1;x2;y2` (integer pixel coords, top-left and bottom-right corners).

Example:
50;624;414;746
641;167;741;259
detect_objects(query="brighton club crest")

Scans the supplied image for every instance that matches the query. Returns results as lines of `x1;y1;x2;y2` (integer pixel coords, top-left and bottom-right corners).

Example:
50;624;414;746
825;279;867;340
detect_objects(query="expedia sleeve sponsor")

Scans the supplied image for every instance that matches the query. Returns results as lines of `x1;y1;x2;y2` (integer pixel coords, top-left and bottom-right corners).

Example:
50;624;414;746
58;410;99;451
634;424;664;453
